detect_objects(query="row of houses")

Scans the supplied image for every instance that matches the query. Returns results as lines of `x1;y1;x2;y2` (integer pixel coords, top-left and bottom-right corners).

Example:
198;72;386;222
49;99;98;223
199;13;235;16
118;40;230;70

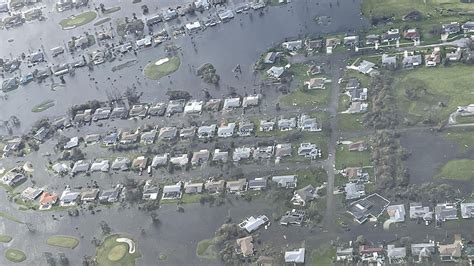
337;234;472;264
342;77;369;114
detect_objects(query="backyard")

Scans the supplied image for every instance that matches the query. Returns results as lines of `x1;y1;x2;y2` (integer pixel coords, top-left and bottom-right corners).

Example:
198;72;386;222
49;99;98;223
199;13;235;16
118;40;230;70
435;159;474;181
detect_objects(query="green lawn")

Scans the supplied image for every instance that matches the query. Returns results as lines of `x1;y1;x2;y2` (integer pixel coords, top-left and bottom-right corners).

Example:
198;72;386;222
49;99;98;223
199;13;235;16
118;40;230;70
161;193;203;204
46;235;79;249
335;142;372;169
0;211;24;224
311;245;336;266
31;100;55;113
143;57;181;80
280;89;331;108
443;129;474;151
196;238;218;260
337;113;365;131
96;235;141;266
457;116;474;124
393;65;474;125
435;159;474;180
59;11;97;29
0;235;12;243
5;248;26;263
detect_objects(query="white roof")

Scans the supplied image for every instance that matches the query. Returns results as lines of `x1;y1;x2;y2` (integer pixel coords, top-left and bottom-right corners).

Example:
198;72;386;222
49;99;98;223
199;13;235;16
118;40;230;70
185;21;201;31
285;248;305;263
184;100;203;113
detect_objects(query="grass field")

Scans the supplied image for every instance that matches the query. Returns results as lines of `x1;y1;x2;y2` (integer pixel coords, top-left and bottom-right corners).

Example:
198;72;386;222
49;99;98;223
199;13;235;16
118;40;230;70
0;211;24;224
0;235;12;243
96;235;140;266
46;235;79;249
161;193;203;204
457;116;474;124
31;100;55;113
5;248;26;263
196;238;218;260
393;65;474;125
337;113;365;131
59;11;97;29
335;142;372;169
311;245;336;266
435;159;474;180
143;57;180;80
280;89;331;108
443;129;474;151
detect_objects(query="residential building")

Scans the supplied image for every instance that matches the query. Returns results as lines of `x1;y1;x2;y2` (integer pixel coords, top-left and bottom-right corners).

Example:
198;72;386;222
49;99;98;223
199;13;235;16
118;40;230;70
387;245;407;264
52;163;69;174
85;134;101;144
442;22;461;35
238;121;254;136
205;179;225;193
110;106;128;119
81;189;100;203
382;54;397;67
282;40;303;51
197;124;217;139
60;188;80;206
248;178;267;190
242;94;261;108
212;149;228;163
348;141;368;152
336;247;354;262
166;100;185;115
403;28;420;41
409;202;433;221
381;29;400;43
92;107;111;121
275;143;292;158
111;157;131;171
343;35;359;47
184;100;204;114
151;154;169;168
132;156;148;170
204;99;221;111
347;102;368;113
402;52;422;69
299;115;321;132
365;34;380;45
386;204;406;223
439;234;462;262
254;146;274;159
140;130;156;145
120;130;139;144
102;132;118;146
148;102;167;116
90;160;110;172
238;215;269;233
305;77;326;90
266;66;285;79
344;182;365;200
191;149;210;165
259;120;275;132
142;180;160;200
21;187;43;201
39;192;58;210
264;52;278;64
74;109;92;123
280;210;305;226
226;178;247;193
272;175;297;188
359;245;385;264
64;136;79;150
159;127;177;141
347;193;390;224
233;147;252;161
277;117;296;131
447;48;462;61
425;47;441;67
462;21;474;33
217;123;236;138
184;183;203;194
411;243;436;263
305;39;323;52
99;185;123;203
297;143;320;159
162;183;182;200
169;154;189;166
223;98;241;110
285;248;305;264
236;236;254;257
435;203;458;221
291;185;316;206
461;202;474;219
179;126;196;139
71;160;90;175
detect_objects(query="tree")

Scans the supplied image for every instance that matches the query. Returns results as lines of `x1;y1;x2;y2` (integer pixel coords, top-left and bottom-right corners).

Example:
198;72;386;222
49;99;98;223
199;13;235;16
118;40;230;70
150;211;160;223
355;235;366;245
99;221;112;235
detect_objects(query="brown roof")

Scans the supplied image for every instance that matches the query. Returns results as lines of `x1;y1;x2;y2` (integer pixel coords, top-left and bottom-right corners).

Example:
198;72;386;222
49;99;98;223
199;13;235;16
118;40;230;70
39;192;58;206
236;236;254;257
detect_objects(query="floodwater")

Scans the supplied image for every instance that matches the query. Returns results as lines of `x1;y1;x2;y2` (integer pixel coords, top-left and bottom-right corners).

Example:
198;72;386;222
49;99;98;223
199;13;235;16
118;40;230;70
0;0;367;134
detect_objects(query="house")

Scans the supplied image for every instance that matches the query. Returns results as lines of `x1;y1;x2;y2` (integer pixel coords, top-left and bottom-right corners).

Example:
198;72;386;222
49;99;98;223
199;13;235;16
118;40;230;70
462;21;474;33
233;147;252;161
463;242;474;265
435;203;458;221
159;127;177;141
280;210;305;226
359;245;385;264
111;157;131;171
166;100;185;115
162;183;182;200
120;131;139;144
264;52;278;64
387;245;407;264
348;141;368;152
447;48;462;61
254;146;274;159
425;47;441;67
132;156;148;170
248;178;267;190
356;60;376;75
51;64;70;76
39;192;58;210
461;202;474;219
411;243;436;262
342;167;369;182
243;94;261;108
275;143;292;158
92;107;111;121
236;236;254;257
102;132;118;146
204;99;221;111
326;37;341;54
169;154;189;166
217;9;234;22
442;22;461;35
33;127;49;142
184;182;203;194
81;189;100;203
382;54;397;67
226;178;247;193
52;163;69;174
129;105;148;118
305;77;326;90
298;143;320;159
299;115;321;132
305;39;323;52
386;204;406;223
185;21;201;32
439;234;462;262
336;247;354;262
205;179;225;193
191;149;210;165
151;154;169;168
99;185;123;203
212;149;228;163
142;180;160;200
347;193;390;224
217;123;236;138
223;98;241;110
259;120;275;132
402;53;422;69
347;102;368;114
60;188;80;206
277;117;296;131
238;215;269;233
63;137;79;150
365;34;380;45
343;35;359;47
285;248;305;264
409;202;432;221
197;124;217;139
140;130;157;145
266;66;285;79
381;29;400;43
179;127;196;139
282;40;303;51
71;160;90;175
403;28;420;41
21;187;43;201
272;175;297;188
90;160;110;172
148;102;167;116
238;121;254;136
344;183;365;200
291;185;316;206
184;100;204;114
346;78;360;90
307;65;322;75
110;107;129;119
